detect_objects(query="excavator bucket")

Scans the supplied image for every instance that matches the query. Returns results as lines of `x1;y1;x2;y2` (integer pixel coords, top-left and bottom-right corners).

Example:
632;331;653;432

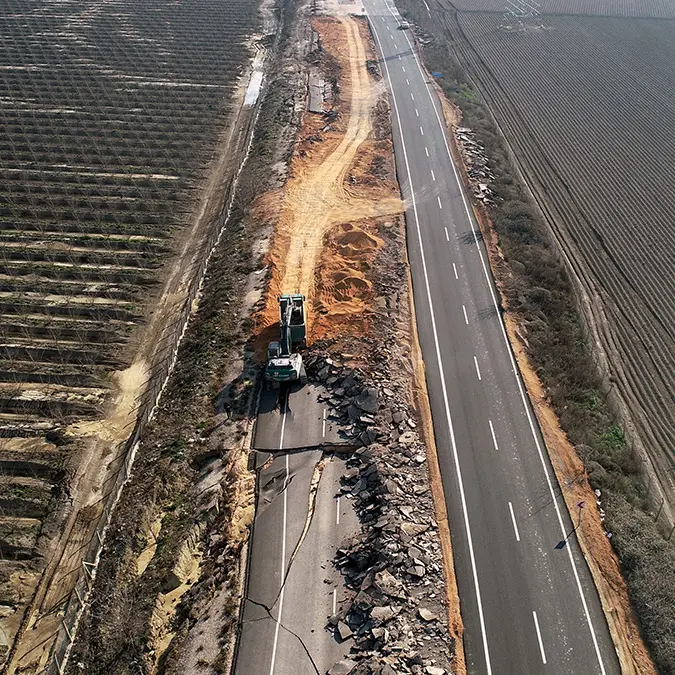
279;294;306;347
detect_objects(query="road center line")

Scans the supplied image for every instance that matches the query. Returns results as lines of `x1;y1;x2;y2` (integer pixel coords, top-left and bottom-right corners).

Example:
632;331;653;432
508;501;521;541
473;355;482;381
533;611;547;664
437;195;442;209
444;226;449;241
424;146;429;157
388;12;609;671
269;395;289;675
462;304;469;324
420;126;424;136
410;92;415;101
452;261;458;278
401;65;406;72
370;20;494;672
488;419;499;450
415;108;419;117
431;168;436;181
406;77;410;85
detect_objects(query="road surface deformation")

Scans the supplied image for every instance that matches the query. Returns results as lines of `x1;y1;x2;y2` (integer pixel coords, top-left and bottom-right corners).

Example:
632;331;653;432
363;2;621;673
235;387;357;675
254;383;344;450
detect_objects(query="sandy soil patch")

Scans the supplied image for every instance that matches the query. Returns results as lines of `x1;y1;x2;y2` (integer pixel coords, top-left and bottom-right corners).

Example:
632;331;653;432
259;15;402;340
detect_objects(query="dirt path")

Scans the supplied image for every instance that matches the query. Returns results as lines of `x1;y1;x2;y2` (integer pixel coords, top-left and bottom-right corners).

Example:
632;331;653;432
270;16;402;321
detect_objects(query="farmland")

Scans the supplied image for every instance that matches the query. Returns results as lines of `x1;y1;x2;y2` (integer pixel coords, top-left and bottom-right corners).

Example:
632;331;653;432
0;0;262;666
448;0;675;18
445;10;675;509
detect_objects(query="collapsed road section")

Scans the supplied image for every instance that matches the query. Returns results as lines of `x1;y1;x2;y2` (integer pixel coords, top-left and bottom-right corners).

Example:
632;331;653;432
235;4;459;674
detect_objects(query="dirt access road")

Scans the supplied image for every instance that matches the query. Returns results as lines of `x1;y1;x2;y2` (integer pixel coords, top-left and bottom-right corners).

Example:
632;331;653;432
264;14;402;335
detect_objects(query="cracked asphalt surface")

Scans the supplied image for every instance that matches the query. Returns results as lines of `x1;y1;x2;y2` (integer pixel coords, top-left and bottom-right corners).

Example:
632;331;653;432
235;389;357;674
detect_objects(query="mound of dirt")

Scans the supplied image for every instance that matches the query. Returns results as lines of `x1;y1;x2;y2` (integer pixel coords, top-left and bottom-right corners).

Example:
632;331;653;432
313;219;385;339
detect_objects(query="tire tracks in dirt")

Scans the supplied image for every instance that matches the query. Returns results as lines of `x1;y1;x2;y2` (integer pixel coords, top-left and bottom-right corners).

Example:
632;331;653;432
267;15;403;326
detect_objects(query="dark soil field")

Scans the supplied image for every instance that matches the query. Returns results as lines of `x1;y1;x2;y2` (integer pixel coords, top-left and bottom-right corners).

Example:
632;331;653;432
0;0;263;668
448;0;675;18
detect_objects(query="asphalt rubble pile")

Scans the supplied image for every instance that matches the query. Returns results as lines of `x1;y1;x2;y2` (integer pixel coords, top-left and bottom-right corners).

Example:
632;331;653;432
454;126;496;206
304;350;455;675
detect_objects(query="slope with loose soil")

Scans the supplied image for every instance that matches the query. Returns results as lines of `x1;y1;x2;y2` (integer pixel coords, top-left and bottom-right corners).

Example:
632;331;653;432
259;15;403;340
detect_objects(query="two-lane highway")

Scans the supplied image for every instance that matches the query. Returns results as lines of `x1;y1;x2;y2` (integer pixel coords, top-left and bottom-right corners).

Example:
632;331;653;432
363;2;621;673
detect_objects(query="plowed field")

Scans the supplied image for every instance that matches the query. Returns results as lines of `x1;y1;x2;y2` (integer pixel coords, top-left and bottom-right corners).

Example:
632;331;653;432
448;0;675;18
0;0;261;667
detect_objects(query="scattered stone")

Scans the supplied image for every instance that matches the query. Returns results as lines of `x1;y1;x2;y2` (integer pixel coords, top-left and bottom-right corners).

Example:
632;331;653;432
371;605;397;622
355;387;379;414
338;621;353;641
328;659;357;675
374;570;406;598
418;608;437;622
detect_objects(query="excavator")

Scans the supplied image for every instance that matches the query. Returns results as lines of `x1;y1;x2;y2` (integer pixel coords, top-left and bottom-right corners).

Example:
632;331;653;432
265;293;307;387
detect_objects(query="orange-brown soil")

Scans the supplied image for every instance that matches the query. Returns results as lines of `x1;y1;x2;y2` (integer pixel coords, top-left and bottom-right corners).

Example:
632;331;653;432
257;15;402;343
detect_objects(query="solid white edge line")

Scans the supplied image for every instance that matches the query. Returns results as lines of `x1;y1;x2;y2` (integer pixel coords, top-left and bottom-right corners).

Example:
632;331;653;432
269;395;289;675
392;11;609;673
473;355;482;381
533;611;548;664
488;419;499;451
322;407;326;438
332;588;337;615
336;495;341;525
368;14;494;674
508;501;521;542
462;304;469;324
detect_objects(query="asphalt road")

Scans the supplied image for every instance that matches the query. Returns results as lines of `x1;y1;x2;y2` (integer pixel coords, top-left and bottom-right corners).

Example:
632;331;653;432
254;383;344;450
362;2;622;674
235;387;357;675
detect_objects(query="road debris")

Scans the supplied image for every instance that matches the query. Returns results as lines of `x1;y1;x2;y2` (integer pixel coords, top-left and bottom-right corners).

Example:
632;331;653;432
454;126;496;205
306;351;455;674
